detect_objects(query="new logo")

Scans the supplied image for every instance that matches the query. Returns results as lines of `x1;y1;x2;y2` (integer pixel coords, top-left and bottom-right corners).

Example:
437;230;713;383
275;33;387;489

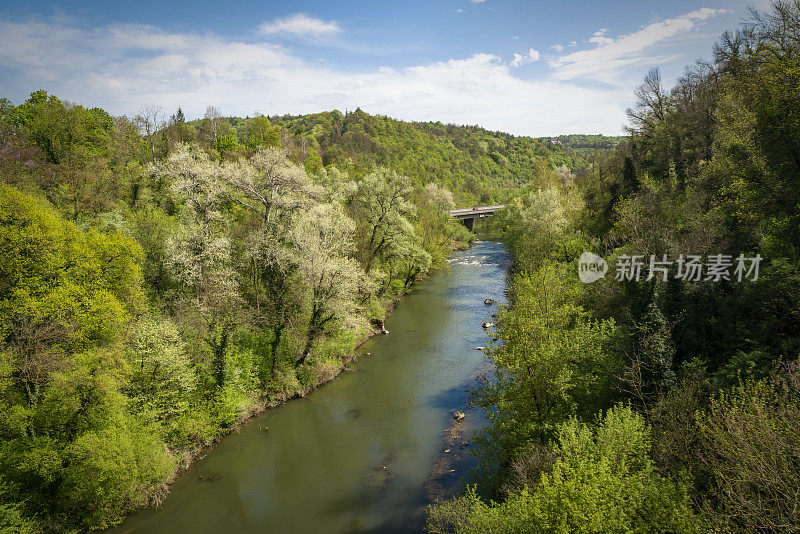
578;252;608;283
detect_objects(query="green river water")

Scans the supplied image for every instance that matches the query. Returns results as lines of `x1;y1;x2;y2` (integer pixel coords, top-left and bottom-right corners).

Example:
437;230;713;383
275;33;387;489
113;238;509;534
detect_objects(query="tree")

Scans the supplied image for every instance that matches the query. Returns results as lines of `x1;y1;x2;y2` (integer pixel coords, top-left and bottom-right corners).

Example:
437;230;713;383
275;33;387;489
154;145;238;391
288;203;373;364
135;105;163;162
0;184;144;411
125;318;196;422
697;365;800;532
470;263;618;481
224;147;318;225
202;105;223;147
155;144;233;307
417;182;465;268
214;133;240;157
622;156;639;195
242;227;302;379
246;115;280;149
354;168;417;273
501;187;584;270
428;406;702;533
166;107;195;146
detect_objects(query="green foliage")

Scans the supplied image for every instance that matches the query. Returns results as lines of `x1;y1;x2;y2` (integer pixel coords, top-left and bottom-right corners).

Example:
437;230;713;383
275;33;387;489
433;6;800;531
0;500;39;533
58;422;174;529
696;366;800;532
125;318;196;424
428;406;702;533
245;115;280;149
0;82;559;529
214;132;239;156
0;185;144;410
254;108;585;205
471;263;619;483
9;90;113;165
500;186;587;270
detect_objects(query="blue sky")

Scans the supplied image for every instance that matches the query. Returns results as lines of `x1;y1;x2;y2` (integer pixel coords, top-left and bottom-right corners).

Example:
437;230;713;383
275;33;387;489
0;0;767;135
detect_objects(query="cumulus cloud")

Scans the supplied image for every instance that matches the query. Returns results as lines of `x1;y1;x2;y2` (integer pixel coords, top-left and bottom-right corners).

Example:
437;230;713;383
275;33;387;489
550;44;564;52
0;17;628;135
510;48;540;67
258;13;341;38
549;8;724;83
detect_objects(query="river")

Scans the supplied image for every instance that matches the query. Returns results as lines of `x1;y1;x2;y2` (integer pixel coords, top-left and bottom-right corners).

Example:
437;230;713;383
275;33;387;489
113;239;509;534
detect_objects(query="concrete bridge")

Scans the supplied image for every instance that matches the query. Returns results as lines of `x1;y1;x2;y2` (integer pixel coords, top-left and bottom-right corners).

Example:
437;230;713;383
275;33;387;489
449;205;505;231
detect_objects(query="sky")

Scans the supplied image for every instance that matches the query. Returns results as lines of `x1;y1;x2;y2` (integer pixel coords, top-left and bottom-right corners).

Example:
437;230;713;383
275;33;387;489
0;0;770;136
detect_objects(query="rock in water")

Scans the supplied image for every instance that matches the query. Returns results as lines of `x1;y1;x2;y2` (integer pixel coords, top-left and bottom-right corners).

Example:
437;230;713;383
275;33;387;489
453;411;465;421
484;298;494;305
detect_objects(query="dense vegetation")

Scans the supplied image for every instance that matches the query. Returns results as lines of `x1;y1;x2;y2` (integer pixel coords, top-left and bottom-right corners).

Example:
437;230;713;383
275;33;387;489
183;108;586;204
540;134;625;161
429;2;800;532
0;85;609;530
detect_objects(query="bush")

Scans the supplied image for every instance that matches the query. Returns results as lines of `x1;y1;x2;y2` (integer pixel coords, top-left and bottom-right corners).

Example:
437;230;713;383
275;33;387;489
59;423;174;529
428;406;702;533
697;364;800;532
125;318;196;424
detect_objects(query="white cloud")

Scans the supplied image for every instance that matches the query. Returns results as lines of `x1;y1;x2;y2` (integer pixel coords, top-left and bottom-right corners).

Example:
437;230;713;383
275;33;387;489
258;13;341;38
0;17;628;135
510;48;540;67
588;28;614;46
469;0;486;3
454;8;464;13
510;35;520;40
550;43;564;52
549;8;723;83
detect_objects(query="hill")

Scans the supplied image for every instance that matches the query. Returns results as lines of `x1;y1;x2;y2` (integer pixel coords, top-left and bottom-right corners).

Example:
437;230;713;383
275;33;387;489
186;108;606;205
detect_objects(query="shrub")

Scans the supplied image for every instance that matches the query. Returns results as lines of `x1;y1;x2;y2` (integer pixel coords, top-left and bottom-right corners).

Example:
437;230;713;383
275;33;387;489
428;406;703;533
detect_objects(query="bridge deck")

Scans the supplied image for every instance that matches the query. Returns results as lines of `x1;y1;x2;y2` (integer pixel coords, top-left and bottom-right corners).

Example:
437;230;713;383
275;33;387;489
448;205;505;219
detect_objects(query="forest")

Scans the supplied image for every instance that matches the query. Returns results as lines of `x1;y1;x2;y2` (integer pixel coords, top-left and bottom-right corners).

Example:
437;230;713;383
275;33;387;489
428;2;800;532
3;1;800;532
0;76;586;530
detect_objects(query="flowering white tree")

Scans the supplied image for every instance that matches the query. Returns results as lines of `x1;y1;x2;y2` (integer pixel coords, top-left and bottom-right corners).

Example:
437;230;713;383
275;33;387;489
288;202;374;364
224;147;319;225
154;144;236;309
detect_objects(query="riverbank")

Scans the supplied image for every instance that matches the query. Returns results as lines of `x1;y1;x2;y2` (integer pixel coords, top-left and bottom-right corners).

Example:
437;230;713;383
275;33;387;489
169;282;416;473
133;237;478;513
112;238;508;534
423;360;493;503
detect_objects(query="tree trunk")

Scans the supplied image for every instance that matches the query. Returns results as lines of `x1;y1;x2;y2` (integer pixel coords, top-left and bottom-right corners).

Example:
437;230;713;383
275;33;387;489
270;325;283;379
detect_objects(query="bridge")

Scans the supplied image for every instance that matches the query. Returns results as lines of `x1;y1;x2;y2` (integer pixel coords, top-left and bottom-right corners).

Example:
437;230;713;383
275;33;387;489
449;205;505;231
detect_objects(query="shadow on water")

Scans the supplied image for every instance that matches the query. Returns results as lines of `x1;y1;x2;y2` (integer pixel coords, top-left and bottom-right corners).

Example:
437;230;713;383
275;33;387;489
111;240;508;534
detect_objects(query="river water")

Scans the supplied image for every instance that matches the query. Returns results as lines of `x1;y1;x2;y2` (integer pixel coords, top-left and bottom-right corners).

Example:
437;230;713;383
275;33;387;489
114;239;508;534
